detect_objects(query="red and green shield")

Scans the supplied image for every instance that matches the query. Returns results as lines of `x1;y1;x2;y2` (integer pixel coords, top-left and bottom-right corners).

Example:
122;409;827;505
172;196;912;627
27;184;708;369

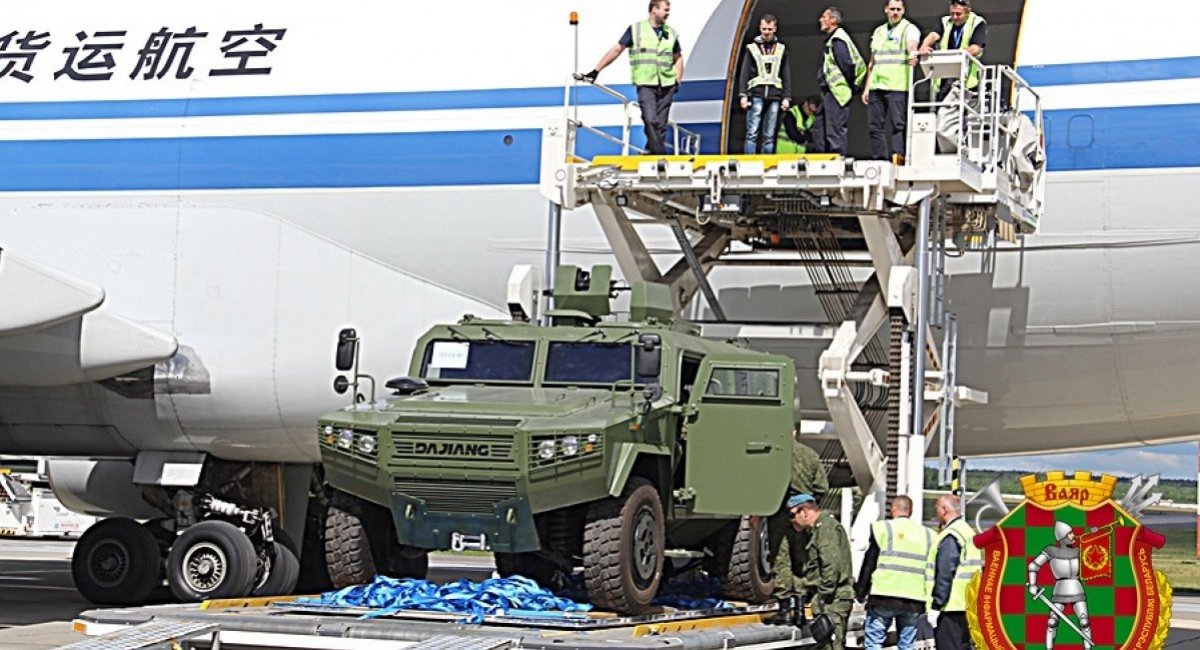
968;498;1171;649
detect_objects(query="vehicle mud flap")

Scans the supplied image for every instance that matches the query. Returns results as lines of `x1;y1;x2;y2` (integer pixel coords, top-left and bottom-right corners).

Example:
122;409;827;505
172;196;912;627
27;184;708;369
606;442;669;497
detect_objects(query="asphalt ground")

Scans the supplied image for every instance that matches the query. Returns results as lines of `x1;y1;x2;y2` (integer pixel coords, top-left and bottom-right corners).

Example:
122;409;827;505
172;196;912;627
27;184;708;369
0;538;1197;649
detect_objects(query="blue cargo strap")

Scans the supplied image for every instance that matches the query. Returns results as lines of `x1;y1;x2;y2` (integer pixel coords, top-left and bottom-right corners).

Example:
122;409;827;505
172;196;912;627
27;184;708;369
299;575;592;624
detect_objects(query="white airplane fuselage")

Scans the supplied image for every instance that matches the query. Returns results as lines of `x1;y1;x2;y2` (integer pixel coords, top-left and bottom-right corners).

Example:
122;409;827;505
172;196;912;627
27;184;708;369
0;0;1198;482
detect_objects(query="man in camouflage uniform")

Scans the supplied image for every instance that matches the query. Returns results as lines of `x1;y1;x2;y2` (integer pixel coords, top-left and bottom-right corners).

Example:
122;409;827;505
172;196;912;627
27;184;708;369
767;431;829;611
791;493;854;650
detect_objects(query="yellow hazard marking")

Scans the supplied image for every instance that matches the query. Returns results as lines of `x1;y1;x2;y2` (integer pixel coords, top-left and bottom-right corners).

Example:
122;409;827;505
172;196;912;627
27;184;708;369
631;613;770;637
199;595;307;610
72;621;87;634
0;529;19;537
589;153;842;171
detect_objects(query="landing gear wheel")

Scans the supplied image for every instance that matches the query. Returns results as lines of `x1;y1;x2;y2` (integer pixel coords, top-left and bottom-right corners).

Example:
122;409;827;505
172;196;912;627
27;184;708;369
583;477;664;614
390;545;429;579
166;520;258;601
252;542;300;596
494;552;565;590
717;516;773;602
71;517;161;605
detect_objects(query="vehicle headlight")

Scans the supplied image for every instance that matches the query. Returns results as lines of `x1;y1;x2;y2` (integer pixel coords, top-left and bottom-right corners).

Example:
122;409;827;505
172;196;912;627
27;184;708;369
338;428;355;449
358;435;377;454
538;439;556;460
323;425;334;436
560;435;579;456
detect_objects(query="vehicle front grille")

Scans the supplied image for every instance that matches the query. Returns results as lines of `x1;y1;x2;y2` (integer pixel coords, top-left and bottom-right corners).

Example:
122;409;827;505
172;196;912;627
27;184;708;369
391;432;514;464
393;479;518;514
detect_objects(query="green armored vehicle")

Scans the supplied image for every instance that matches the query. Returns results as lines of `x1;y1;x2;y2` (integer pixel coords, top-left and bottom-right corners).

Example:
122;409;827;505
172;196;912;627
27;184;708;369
319;265;796;613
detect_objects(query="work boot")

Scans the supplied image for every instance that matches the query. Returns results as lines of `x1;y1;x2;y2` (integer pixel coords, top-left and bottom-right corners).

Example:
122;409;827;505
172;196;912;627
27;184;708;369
767;596;797;625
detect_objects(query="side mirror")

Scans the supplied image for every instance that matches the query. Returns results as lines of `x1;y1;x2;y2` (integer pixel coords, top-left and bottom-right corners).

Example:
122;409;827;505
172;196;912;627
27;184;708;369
635;333;662;380
333;375;350;395
336;328;357;371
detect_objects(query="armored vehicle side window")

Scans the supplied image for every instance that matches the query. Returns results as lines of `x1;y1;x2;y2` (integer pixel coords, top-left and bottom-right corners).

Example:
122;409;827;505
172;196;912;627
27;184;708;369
545;342;646;385
705;368;780;398
420;340;535;382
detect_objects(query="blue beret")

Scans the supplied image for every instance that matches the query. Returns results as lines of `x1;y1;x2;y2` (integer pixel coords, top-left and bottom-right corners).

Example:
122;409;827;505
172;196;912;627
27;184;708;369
787;493;815;509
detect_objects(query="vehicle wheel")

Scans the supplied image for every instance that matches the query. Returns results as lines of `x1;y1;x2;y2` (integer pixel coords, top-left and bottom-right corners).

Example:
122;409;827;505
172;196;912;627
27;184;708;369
583;477;664;613
494;552;564;590
71;517;161;605
718;516;773;602
324;491;380;588
252;542;300;596
166;520;258;601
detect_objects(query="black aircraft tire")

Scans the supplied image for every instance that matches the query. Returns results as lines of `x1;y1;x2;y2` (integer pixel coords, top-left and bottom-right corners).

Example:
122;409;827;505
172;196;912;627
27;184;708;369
583;477;664;614
324;491;379;589
494;552;562;590
71;517;162;605
253;542;300;596
166;520;258;602
719;516;774;602
389;546;429;579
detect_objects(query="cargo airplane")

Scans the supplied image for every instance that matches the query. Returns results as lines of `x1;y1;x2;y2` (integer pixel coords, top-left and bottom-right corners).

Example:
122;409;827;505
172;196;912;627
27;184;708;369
0;0;1194;603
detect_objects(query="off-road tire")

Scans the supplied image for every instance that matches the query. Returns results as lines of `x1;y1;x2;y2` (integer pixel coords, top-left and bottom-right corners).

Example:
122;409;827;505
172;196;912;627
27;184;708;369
583;477;664;613
166;520;258;601
71;517;162;605
717;516;773;602
324;491;379;588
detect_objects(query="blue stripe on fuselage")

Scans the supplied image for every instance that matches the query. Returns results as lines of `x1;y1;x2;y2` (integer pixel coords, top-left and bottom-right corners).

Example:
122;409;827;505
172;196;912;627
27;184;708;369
0;103;1192;191
0;80;728;121
1019;56;1200;87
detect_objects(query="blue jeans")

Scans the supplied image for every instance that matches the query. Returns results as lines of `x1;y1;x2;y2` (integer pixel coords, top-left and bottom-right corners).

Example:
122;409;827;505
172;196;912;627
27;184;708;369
744;96;780;154
864;605;920;650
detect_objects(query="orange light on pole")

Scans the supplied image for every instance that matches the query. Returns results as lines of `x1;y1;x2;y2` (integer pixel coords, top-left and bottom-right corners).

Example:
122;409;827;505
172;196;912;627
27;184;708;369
569;11;579;25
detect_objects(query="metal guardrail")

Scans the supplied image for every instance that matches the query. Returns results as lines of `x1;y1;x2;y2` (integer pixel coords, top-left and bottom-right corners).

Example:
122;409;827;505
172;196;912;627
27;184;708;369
564;75;701;157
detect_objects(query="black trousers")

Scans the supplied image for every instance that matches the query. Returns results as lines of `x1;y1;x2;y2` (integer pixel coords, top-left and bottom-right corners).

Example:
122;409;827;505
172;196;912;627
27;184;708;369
935;611;972;649
636;84;678;155
867;89;908;159
810;90;850;155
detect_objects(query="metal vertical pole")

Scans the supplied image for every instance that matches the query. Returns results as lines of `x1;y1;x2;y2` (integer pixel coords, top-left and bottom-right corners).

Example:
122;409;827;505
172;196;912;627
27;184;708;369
544;202;562;325
911;196;932;459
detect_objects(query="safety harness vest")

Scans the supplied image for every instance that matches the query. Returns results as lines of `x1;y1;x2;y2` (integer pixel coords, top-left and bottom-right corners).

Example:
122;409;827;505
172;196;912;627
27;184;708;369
822;27;866;106
868;18;917;92
747;41;786;90
869;518;934;600
933;12;986;94
776;107;813;153
630;20;678;87
926;517;983;612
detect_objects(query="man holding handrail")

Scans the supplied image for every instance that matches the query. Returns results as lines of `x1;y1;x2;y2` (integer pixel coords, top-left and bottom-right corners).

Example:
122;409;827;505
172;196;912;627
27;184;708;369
582;0;684;155
918;0;987;101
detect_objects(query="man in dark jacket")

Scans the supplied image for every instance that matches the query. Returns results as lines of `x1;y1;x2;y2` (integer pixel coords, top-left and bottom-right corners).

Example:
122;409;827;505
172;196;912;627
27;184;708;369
737;14;792;154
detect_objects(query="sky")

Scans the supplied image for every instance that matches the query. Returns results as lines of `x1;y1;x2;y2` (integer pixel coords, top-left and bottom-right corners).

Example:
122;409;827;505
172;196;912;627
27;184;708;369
965;442;1198;481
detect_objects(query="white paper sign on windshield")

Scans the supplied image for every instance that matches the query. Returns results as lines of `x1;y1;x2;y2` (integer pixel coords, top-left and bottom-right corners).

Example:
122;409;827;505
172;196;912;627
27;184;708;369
430;341;470;369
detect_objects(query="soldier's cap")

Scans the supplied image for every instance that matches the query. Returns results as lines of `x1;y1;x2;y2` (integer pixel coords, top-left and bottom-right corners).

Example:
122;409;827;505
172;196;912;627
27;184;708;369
787;493;816;509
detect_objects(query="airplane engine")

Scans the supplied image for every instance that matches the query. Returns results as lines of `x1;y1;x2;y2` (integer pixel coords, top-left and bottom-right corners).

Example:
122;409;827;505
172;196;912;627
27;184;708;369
46;458;164;519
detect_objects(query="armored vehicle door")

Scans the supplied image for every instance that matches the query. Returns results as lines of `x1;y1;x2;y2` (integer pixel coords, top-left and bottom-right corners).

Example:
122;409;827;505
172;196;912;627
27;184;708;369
683;356;792;515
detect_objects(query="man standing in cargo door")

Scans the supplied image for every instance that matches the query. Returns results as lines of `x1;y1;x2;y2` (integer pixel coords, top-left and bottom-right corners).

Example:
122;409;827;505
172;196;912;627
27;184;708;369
737;13;792;154
583;0;684;155
765;430;828;624
862;0;920;161
811;6;865;155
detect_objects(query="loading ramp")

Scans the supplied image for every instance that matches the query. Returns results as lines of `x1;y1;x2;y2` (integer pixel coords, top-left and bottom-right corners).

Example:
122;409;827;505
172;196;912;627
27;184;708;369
540;51;1046;548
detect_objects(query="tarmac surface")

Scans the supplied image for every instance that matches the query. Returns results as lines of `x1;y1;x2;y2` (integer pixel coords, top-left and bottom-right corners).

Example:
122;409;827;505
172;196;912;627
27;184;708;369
0;538;1197;649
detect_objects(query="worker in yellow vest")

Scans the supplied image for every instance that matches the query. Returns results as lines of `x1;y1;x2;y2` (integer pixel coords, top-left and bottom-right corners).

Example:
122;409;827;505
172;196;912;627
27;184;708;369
776;95;820;155
583;0;684;155
737;14;792;154
861;0;920;161
926;494;983;650
812;6;865;155
918;0;987;102
854;496;933;650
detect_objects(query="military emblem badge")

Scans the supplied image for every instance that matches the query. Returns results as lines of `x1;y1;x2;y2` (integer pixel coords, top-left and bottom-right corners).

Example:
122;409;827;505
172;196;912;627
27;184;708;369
967;472;1172;649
